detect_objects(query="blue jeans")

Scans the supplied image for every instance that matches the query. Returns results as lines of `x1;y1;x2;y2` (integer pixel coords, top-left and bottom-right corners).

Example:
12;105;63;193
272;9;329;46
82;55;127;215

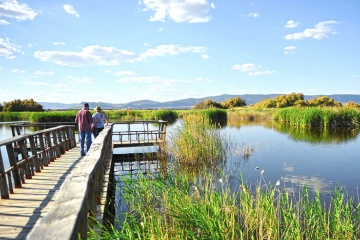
80;129;92;155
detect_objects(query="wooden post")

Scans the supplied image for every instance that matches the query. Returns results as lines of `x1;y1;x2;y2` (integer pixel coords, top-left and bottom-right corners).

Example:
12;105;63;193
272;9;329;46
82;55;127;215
45;133;55;162
19;139;32;179
0;151;10;199
6;143;22;188
28;135;41;173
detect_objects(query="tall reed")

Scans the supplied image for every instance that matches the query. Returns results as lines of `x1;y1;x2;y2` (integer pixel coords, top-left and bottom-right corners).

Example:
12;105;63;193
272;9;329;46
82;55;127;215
168;114;226;167
274;107;360;128
88;172;360;239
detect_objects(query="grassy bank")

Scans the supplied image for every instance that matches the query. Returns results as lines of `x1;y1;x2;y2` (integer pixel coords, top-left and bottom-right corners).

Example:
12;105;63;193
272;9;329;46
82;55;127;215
0;112;32;122
274;107;360;128
88;112;360;239
90;172;360;239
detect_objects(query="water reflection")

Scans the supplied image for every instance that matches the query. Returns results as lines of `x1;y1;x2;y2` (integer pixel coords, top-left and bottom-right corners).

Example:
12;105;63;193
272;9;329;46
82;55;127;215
227;119;360;144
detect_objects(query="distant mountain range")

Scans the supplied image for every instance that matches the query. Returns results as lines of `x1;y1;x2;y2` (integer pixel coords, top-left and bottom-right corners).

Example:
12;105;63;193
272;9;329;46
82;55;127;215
40;94;360;110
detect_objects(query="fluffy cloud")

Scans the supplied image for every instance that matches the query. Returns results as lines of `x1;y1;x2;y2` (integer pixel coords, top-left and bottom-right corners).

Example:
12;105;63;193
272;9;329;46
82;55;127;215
284;20;299;28
284;46;296;54
248;12;260;18
34;44;207;67
0;19;10;25
34;45;138;67
285;20;338;40
232;63;275;76
140;0;215;23
0;37;21;58
141;44;206;58
63;4;80;17
116;76;189;86
0;0;38;21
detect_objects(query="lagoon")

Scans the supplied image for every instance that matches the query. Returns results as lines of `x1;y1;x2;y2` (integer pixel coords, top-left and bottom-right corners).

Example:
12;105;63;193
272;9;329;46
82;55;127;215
1;120;360;197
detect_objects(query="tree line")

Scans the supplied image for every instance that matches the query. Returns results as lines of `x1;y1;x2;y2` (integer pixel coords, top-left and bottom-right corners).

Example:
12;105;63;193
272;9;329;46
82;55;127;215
0;98;44;112
192;93;360;109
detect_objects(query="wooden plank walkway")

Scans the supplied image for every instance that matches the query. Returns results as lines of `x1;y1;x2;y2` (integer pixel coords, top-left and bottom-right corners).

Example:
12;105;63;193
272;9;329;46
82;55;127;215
0;147;83;240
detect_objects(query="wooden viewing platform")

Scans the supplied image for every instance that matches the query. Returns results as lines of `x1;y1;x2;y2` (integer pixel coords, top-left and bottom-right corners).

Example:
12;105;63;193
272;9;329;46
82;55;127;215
0;120;167;240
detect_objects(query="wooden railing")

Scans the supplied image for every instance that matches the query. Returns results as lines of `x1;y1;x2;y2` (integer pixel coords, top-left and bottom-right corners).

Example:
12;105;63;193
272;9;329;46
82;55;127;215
28;123;114;240
112;120;167;145
0;125;76;199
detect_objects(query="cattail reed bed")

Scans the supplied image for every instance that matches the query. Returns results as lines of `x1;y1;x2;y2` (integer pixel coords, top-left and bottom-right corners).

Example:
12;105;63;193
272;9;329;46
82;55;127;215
88;113;360;239
274;107;360;128
89;172;360;240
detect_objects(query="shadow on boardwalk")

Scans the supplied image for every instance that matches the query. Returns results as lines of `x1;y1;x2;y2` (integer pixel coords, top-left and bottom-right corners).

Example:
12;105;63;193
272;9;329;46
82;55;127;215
0;147;83;240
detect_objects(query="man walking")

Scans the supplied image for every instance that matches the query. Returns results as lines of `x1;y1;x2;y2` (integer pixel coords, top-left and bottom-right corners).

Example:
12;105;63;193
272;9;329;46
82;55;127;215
75;103;93;156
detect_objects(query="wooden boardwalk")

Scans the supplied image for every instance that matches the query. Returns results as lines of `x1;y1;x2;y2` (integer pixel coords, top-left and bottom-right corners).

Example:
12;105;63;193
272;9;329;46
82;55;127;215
0;147;83;240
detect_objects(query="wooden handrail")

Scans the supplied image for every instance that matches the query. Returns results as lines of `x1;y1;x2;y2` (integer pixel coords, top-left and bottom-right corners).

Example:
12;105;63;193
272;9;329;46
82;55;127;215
0;125;76;199
112;120;167;144
27;123;114;240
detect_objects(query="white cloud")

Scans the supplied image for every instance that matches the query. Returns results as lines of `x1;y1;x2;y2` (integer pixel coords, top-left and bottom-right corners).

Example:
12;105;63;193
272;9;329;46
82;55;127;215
34;71;55;75
63;4;80;17
232;63;258;72
141;44;206;58
140;0;215;23
248;12;260;18
284;46;296;54
232;63;275;76
0;37;22;58
34;44;206;67
285;20;338;40
21;80;48;85
0;0;38;21
53;42;66;46
285;20;299;28
249;70;275;76
116;76;189;86
0;19;10;25
195;77;211;82
201;54;209;59
12;68;25;73
34;45;138;67
115;71;137;76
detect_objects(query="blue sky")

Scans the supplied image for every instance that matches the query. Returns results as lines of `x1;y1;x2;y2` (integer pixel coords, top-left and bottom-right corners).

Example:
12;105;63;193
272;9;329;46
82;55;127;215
1;0;359;104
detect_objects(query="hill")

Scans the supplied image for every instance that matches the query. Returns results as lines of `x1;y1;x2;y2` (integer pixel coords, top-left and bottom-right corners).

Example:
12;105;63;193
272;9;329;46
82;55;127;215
40;94;360;110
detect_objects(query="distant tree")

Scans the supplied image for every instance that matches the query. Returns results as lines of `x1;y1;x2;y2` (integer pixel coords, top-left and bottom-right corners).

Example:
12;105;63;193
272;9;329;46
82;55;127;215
344;101;360;108
0;103;2;111
251;98;275;108
192;99;223;109
2;98;44;112
252;93;308;108
306;96;342;107
273;92;306;108
221;97;246;109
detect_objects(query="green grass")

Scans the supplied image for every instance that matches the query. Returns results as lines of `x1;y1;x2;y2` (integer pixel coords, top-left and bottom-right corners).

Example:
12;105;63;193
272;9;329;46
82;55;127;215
0;112;32;121
167;114;226;168
88;172;360;240
274;107;360;128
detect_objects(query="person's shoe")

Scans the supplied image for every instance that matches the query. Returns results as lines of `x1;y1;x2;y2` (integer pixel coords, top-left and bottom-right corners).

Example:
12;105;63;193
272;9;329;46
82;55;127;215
81;153;86;156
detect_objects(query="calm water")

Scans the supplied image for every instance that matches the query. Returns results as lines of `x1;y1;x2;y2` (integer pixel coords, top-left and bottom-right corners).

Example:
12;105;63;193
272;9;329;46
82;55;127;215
1;120;360;196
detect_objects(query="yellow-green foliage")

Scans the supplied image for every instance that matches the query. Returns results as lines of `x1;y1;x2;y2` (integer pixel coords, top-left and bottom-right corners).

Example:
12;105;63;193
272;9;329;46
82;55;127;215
221;97;247;108
192;99;223;109
251;93;344;108
274;107;360;128
29;111;78;123
0;112;32;121
105;109;178;122
90;172;360;240
169;114;225;167
2;98;44;112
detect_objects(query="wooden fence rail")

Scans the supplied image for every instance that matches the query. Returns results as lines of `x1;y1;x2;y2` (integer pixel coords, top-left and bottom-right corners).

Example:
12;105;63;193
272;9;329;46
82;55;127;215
27;124;114;240
112;120;167;146
0;125;76;199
